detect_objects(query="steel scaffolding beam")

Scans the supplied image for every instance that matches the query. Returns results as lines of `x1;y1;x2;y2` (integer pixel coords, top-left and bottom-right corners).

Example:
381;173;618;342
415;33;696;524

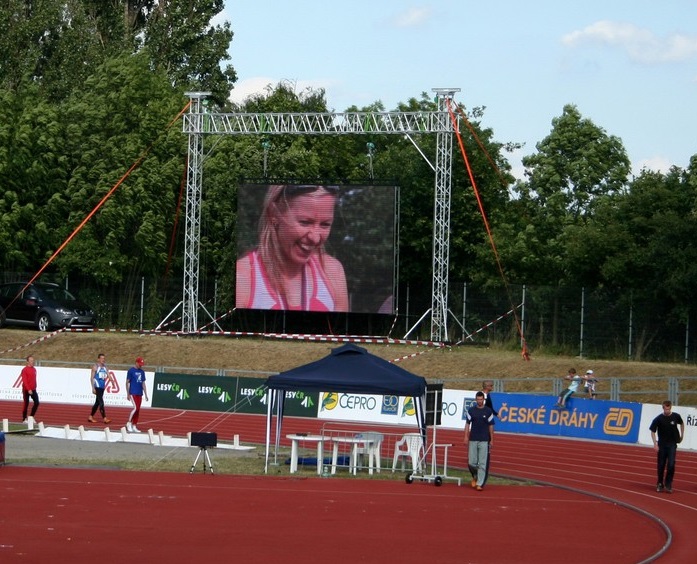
183;109;455;136
430;90;458;342
181;89;460;341
181;93;208;333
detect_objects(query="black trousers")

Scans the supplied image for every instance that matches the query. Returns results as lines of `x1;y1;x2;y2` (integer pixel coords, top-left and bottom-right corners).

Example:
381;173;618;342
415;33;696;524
22;389;39;420
91;388;106;417
656;443;678;487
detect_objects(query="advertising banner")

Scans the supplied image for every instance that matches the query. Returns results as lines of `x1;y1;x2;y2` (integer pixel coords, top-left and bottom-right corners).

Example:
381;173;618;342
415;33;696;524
237;377;318;417
316;391;420;427
440;389;477;430
638;402;697;451
151;374;318;417
152;373;239;412
494;393;642;443
0;364;151;409
4;363;694;451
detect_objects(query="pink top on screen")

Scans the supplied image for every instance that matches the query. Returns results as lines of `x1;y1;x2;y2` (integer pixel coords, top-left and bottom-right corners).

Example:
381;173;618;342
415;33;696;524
243;250;334;311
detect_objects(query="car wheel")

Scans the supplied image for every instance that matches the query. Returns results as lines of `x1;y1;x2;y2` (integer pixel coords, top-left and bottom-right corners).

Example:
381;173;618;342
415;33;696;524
36;312;52;332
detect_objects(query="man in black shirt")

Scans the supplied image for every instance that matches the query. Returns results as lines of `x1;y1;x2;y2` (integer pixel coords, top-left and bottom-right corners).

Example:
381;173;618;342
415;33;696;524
649;400;684;493
482;380;498;416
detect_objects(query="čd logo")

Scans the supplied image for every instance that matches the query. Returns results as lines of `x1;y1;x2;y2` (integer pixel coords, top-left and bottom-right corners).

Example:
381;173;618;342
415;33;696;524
603;408;633;435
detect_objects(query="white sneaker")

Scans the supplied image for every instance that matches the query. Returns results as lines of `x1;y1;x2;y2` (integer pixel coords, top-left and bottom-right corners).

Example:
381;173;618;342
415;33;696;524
132;426;141;433
126;422;133;432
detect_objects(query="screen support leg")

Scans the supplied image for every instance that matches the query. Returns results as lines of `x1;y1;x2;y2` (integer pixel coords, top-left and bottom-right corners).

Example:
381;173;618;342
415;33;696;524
190;446;214;474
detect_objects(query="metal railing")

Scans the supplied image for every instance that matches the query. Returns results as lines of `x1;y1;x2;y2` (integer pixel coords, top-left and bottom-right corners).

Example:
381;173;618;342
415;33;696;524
458;377;697;407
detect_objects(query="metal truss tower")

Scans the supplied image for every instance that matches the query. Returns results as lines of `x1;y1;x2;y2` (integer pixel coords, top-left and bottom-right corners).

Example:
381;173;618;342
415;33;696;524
430;89;458;342
181;93;208;334
181;89;460;341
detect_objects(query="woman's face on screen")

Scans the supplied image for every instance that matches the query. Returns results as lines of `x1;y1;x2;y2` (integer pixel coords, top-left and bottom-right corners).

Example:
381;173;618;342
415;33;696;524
275;192;336;266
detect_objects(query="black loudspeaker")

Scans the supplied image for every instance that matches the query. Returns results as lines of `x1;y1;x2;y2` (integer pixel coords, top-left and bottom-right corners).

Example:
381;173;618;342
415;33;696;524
425;382;443;426
191;432;217;447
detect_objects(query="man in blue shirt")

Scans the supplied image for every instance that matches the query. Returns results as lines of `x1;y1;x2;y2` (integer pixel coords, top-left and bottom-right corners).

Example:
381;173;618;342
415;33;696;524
464;391;495;490
125;357;148;433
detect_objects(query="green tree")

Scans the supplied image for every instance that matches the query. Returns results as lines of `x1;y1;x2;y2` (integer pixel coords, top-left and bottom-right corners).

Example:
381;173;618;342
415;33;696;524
53;54;187;324
0;1;234;103
501;104;630;347
375;95;517;296
570;166;697;359
0;1;132;100
518;104;630;220
145;0;236;107
0;0;65;92
0;85;70;271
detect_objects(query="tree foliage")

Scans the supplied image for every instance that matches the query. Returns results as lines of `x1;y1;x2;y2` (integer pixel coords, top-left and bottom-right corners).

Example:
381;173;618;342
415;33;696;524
1;5;696;356
502;104;631;287
0;1;235;102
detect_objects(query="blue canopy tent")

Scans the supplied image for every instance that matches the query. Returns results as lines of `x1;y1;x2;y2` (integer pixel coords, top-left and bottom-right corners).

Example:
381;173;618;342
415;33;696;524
263;343;428;472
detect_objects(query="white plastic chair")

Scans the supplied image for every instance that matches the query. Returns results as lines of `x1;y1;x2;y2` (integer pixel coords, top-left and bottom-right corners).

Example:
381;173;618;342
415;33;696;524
391;433;424;473
354;432;384;473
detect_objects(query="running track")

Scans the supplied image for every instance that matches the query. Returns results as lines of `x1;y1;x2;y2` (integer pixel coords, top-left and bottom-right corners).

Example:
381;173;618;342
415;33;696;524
2;401;696;563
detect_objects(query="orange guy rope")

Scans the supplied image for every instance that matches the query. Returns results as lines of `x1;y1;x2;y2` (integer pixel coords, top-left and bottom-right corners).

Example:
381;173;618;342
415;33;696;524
446;99;530;360
15;101;192;303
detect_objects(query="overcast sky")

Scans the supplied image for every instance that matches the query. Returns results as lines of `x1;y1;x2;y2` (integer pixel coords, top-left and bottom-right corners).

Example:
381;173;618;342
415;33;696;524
218;1;697;179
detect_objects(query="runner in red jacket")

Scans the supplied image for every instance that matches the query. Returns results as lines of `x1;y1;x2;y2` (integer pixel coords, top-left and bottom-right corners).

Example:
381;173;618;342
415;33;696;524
20;355;39;422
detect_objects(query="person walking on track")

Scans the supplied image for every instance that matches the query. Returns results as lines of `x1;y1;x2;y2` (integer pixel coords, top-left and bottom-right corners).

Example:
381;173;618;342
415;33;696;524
88;353;115;424
125;357;148;433
650;400;684;494
464;391;495;491
20;355;40;423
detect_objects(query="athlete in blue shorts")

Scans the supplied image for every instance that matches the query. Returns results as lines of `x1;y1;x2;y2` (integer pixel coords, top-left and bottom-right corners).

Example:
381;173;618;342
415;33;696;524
88;353;114;424
125;357;148;433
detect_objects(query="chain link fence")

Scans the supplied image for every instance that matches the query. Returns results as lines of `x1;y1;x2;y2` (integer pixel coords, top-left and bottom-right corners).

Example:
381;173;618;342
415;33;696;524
4;273;696;364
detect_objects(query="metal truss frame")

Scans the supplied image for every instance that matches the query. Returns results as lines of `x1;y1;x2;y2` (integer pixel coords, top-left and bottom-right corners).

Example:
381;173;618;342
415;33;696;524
179;88;459;341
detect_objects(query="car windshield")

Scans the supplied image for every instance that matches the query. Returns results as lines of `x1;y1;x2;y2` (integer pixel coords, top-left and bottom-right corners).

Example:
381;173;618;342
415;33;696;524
38;285;77;302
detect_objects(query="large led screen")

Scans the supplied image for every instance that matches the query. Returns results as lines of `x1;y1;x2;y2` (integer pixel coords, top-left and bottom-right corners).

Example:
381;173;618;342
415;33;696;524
236;184;397;314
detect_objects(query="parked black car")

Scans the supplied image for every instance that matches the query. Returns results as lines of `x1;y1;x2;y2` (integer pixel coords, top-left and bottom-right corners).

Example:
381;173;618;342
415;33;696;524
0;282;96;331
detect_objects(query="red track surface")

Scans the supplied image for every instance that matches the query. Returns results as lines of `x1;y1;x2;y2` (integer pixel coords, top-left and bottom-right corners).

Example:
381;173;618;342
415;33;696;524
2;401;696;563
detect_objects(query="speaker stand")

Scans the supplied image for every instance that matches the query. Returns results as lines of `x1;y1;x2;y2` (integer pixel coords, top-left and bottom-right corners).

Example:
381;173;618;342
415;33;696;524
189;446;214;474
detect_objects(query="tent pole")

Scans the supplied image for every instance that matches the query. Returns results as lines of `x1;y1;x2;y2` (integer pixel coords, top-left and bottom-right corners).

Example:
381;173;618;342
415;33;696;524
264;389;273;473
274;394;284;466
416;394;428;446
